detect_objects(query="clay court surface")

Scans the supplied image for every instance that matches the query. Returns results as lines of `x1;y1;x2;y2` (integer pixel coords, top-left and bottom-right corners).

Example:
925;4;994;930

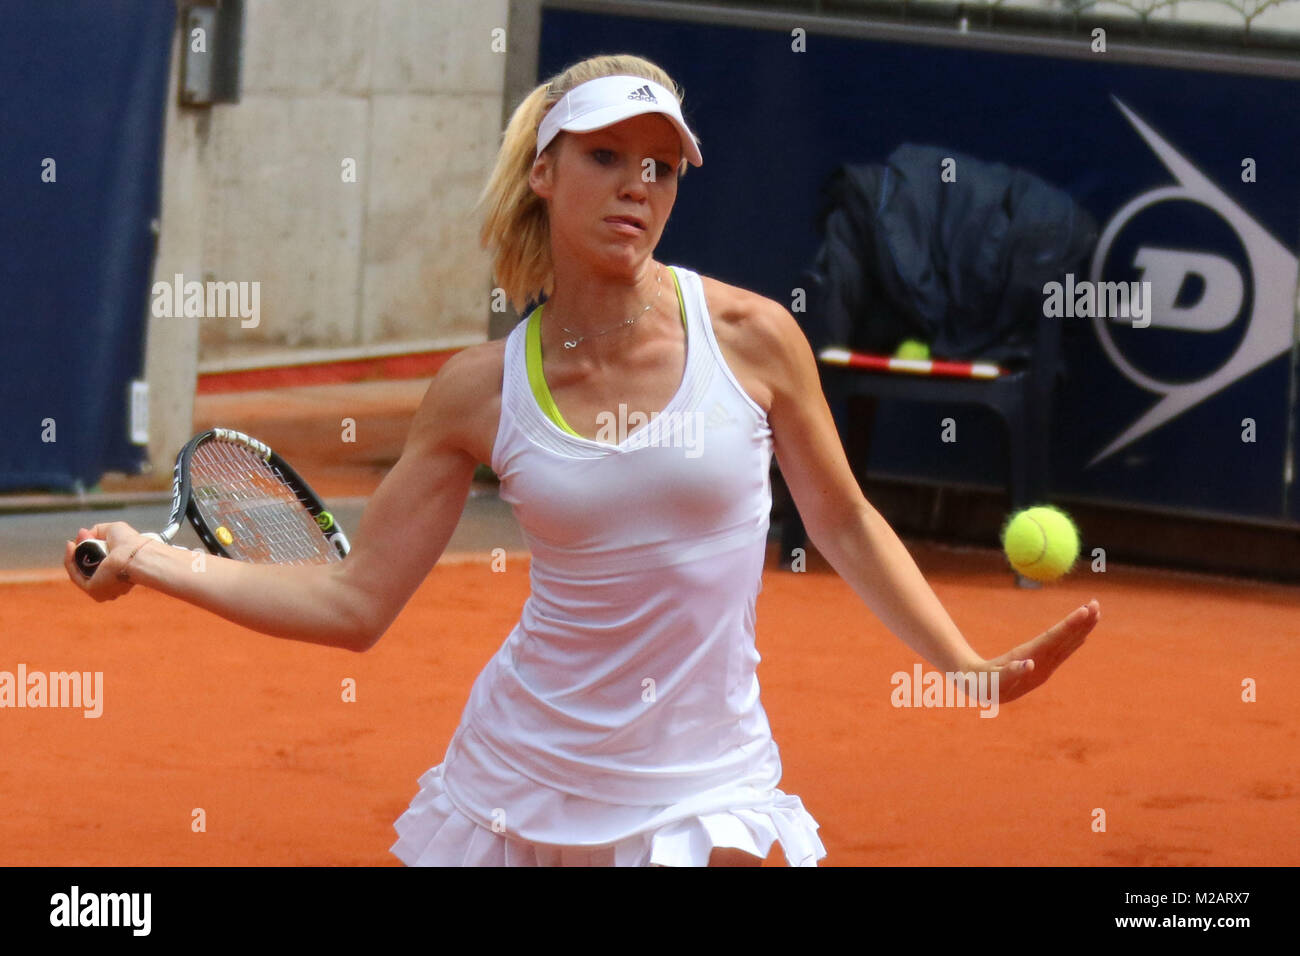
3;383;1298;866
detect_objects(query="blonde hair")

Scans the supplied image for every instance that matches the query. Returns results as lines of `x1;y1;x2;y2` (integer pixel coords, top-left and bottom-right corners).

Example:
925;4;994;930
476;54;698;315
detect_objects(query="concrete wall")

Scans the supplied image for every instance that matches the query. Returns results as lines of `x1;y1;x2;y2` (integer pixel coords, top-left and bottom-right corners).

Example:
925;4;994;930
143;0;516;480
156;0;511;374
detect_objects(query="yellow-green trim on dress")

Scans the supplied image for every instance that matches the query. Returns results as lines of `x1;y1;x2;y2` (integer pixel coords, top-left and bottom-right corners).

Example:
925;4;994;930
526;267;687;438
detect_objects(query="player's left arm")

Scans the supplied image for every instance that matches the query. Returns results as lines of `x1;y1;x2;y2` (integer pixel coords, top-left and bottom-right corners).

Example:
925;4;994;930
746;297;1098;699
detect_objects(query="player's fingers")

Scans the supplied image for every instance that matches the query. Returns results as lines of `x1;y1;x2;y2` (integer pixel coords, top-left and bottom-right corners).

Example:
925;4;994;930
995;624;1079;671
996;602;1100;702
1006;659;1034;685
1025;613;1096;674
1055;603;1099;652
64;540;84;586
1052;600;1099;635
1032;601;1099;653
75;522;140;549
988;662;1036;703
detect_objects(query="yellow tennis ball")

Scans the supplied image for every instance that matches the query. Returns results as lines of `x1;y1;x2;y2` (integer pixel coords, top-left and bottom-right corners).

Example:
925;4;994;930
215;526;234;546
315;511;334;532
1001;506;1079;582
894;338;930;360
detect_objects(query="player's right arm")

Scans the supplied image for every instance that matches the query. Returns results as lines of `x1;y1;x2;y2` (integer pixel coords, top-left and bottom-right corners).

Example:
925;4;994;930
64;344;498;653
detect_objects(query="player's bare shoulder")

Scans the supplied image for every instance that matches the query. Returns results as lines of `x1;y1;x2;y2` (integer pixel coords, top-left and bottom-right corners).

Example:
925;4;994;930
410;337;506;468
698;274;806;414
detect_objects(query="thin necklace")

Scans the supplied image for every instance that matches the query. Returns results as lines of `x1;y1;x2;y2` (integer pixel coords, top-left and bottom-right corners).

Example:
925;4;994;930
558;265;662;350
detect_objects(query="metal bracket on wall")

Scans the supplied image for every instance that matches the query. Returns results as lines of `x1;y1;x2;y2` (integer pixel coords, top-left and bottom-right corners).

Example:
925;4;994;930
180;0;244;106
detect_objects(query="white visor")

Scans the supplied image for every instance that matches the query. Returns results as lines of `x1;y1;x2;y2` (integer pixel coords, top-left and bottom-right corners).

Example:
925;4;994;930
535;75;703;168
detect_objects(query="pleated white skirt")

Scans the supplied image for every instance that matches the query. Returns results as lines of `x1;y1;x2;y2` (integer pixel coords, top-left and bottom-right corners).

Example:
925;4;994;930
390;763;827;867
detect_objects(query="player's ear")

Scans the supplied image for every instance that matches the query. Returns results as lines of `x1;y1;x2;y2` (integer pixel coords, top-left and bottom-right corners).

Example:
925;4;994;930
529;149;556;199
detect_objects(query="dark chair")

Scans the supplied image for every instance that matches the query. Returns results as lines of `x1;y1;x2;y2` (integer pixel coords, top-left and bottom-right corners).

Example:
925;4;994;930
776;269;1063;588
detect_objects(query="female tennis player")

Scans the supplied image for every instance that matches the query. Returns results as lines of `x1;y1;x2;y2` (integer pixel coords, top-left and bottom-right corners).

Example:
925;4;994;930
66;54;1100;867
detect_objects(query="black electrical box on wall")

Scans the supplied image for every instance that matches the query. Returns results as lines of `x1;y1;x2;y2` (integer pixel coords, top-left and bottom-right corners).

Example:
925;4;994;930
179;0;243;106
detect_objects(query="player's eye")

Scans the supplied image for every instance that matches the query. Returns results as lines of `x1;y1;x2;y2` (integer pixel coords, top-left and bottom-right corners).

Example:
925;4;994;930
637;158;674;179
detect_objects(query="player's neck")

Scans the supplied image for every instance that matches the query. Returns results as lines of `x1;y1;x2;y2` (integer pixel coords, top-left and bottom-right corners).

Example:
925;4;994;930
543;258;663;349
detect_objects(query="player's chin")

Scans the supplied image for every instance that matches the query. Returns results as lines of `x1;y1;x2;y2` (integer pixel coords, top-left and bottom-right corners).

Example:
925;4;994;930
592;243;650;274
596;234;649;257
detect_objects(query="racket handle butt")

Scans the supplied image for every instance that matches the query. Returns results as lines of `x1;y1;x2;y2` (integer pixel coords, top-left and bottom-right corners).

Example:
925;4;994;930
74;539;108;578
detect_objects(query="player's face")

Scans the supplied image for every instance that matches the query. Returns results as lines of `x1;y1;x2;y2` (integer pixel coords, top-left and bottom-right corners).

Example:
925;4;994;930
531;113;682;275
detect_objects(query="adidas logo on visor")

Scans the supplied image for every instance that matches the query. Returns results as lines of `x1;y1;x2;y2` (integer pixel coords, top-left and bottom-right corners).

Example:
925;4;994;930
627;84;658;103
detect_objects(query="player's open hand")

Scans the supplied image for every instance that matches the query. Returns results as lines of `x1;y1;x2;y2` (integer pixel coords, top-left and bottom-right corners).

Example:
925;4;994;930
977;599;1100;704
64;522;147;601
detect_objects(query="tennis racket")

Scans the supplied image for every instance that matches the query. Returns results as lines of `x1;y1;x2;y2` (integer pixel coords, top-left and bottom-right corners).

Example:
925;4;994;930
74;427;351;578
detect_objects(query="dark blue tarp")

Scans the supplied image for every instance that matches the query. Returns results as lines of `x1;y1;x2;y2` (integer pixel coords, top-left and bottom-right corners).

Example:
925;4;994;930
0;0;175;492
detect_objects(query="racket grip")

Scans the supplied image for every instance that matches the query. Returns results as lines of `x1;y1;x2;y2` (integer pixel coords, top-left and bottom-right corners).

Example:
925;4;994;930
74;539;108;578
74;533;164;579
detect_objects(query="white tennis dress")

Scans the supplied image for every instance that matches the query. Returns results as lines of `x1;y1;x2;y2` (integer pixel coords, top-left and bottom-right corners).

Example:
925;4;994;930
390;264;827;866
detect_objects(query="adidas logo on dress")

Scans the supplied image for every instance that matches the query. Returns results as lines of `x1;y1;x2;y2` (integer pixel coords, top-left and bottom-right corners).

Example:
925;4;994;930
704;401;737;430
627;84;657;103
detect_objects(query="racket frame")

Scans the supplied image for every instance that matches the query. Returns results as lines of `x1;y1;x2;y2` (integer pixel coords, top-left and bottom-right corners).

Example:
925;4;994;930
73;427;349;577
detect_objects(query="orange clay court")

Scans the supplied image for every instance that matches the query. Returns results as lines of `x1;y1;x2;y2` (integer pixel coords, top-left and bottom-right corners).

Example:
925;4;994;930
3;382;1298;866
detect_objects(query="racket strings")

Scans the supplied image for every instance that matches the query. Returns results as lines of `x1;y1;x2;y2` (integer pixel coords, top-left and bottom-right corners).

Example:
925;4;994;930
189;440;340;564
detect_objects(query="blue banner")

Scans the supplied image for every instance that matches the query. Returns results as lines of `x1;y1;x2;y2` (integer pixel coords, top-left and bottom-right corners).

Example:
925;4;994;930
0;1;175;492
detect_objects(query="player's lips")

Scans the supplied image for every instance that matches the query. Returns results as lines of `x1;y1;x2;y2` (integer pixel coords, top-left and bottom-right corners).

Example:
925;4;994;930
604;215;646;234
